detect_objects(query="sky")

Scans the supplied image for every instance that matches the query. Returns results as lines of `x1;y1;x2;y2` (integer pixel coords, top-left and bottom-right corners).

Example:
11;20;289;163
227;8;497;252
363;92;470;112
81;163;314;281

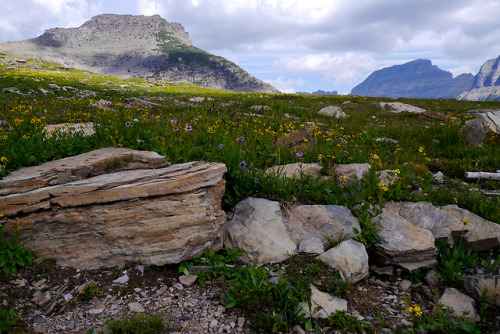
1;0;500;94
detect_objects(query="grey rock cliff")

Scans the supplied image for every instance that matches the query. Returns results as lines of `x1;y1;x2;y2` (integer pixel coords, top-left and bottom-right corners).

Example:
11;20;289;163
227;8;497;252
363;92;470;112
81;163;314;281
0;14;278;93
458;56;500;101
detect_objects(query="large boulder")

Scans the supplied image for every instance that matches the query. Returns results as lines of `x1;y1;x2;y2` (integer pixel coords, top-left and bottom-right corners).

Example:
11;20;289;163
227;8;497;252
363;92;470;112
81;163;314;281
378;102;426;114
441;205;500;251
384;202;464;244
224;197;297;264
438;288;477;321
0;148;227;269
460;110;500;147
318;106;347;118
372;209;437;272
225;197;361;265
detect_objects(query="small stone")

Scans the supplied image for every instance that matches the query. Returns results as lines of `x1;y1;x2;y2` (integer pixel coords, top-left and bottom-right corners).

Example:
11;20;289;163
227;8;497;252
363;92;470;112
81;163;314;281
31;292;51;306
63;293;73;302
89;303;105;314
128;302;145;313
210;319;219;328
113;274;129;285
237;317;246;327
32;325;48;333
157;285;168;295
179;275;198;287
32;278;47;289
400;279;412;291
173;283;184;290
293;325;306;334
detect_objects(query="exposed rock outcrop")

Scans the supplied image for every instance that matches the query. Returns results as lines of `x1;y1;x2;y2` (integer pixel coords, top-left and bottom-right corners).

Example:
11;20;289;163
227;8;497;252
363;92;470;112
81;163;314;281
458;56;500;101
0;148;227;269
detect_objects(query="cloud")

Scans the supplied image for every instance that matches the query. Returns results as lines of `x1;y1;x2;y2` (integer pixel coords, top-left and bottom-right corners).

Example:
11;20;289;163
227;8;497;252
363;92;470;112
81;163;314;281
275;53;378;84
137;0;164;15
264;76;304;93
0;0;101;42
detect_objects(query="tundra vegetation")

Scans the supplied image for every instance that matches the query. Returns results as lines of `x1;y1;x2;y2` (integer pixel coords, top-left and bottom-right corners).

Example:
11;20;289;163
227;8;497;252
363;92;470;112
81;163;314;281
0;57;499;333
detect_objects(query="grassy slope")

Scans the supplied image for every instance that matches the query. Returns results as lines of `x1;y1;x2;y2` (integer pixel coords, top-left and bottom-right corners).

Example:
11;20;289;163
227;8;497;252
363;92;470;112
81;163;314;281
0;56;499;224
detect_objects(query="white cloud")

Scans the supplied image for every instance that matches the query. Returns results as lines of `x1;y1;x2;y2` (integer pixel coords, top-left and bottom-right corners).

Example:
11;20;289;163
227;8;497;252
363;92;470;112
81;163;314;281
264;76;304;93
448;65;475;77
137;0;164;15
275;53;378;84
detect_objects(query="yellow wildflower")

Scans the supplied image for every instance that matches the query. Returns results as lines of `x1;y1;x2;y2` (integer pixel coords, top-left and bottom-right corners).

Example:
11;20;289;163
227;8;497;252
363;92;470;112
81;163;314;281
463;219;470;227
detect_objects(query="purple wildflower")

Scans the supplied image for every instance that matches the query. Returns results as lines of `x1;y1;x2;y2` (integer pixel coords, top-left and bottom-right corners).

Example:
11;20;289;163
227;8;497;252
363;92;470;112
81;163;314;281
237;136;245;143
326;131;331;135
173;127;179;132
125;122;131;127
254;178;259;183
33;99;37;102
133;118;139;123
105;101;112;106
185;125;192;131
171;119;177;124
239;161;247;169
129;102;135;107
296;152;303;157
339;138;348;144
218;144;224;149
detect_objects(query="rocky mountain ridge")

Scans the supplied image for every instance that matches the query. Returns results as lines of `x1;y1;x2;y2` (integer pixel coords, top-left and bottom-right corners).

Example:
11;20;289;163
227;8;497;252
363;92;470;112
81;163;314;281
350;59;475;99
458;55;500;101
0;14;278;93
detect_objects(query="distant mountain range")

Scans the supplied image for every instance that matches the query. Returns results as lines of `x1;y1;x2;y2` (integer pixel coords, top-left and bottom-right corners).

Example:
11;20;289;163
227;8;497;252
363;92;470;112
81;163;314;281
350;57;500;101
0;14;278;93
296;90;338;95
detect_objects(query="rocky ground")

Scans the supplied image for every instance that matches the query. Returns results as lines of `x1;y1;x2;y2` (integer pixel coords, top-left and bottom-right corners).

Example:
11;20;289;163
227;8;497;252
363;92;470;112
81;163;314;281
3;257;499;334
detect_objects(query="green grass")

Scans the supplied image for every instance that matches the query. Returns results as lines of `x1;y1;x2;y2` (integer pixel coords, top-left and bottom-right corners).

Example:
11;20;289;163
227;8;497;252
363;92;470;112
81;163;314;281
1;57;499;224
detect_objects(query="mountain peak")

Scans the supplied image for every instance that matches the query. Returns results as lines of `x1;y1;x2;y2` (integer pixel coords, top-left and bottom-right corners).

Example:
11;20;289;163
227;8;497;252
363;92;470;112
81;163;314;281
0;14;277;93
350;59;474;99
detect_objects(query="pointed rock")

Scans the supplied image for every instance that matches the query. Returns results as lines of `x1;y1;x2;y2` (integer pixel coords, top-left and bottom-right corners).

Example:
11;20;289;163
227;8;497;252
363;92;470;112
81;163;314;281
438;288;477;321
319;239;369;283
299;285;347;319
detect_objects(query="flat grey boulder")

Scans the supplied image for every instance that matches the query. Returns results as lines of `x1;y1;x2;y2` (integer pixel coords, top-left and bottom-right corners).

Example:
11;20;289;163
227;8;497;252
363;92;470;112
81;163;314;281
441;205;500;251
318;106;347;118
225;197;361;265
299;285;347;319
460;110;500;147
372;209;437;271
265;162;321;179
319;239;369;283
335;163;370;185
0;148;227;269
438;288;477;321
384;202;464;244
379;102;426;114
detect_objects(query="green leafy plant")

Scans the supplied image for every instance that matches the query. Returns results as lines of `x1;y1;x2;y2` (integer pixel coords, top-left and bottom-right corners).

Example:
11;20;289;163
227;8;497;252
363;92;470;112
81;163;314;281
412;303;482;334
0;217;36;274
78;282;101;301
0;308;20;333
105;313;172;334
436;242;479;285
327;310;374;334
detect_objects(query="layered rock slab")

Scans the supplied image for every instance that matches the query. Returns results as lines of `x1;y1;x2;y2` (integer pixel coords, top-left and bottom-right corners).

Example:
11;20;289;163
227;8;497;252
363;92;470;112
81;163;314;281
0;148;227;269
